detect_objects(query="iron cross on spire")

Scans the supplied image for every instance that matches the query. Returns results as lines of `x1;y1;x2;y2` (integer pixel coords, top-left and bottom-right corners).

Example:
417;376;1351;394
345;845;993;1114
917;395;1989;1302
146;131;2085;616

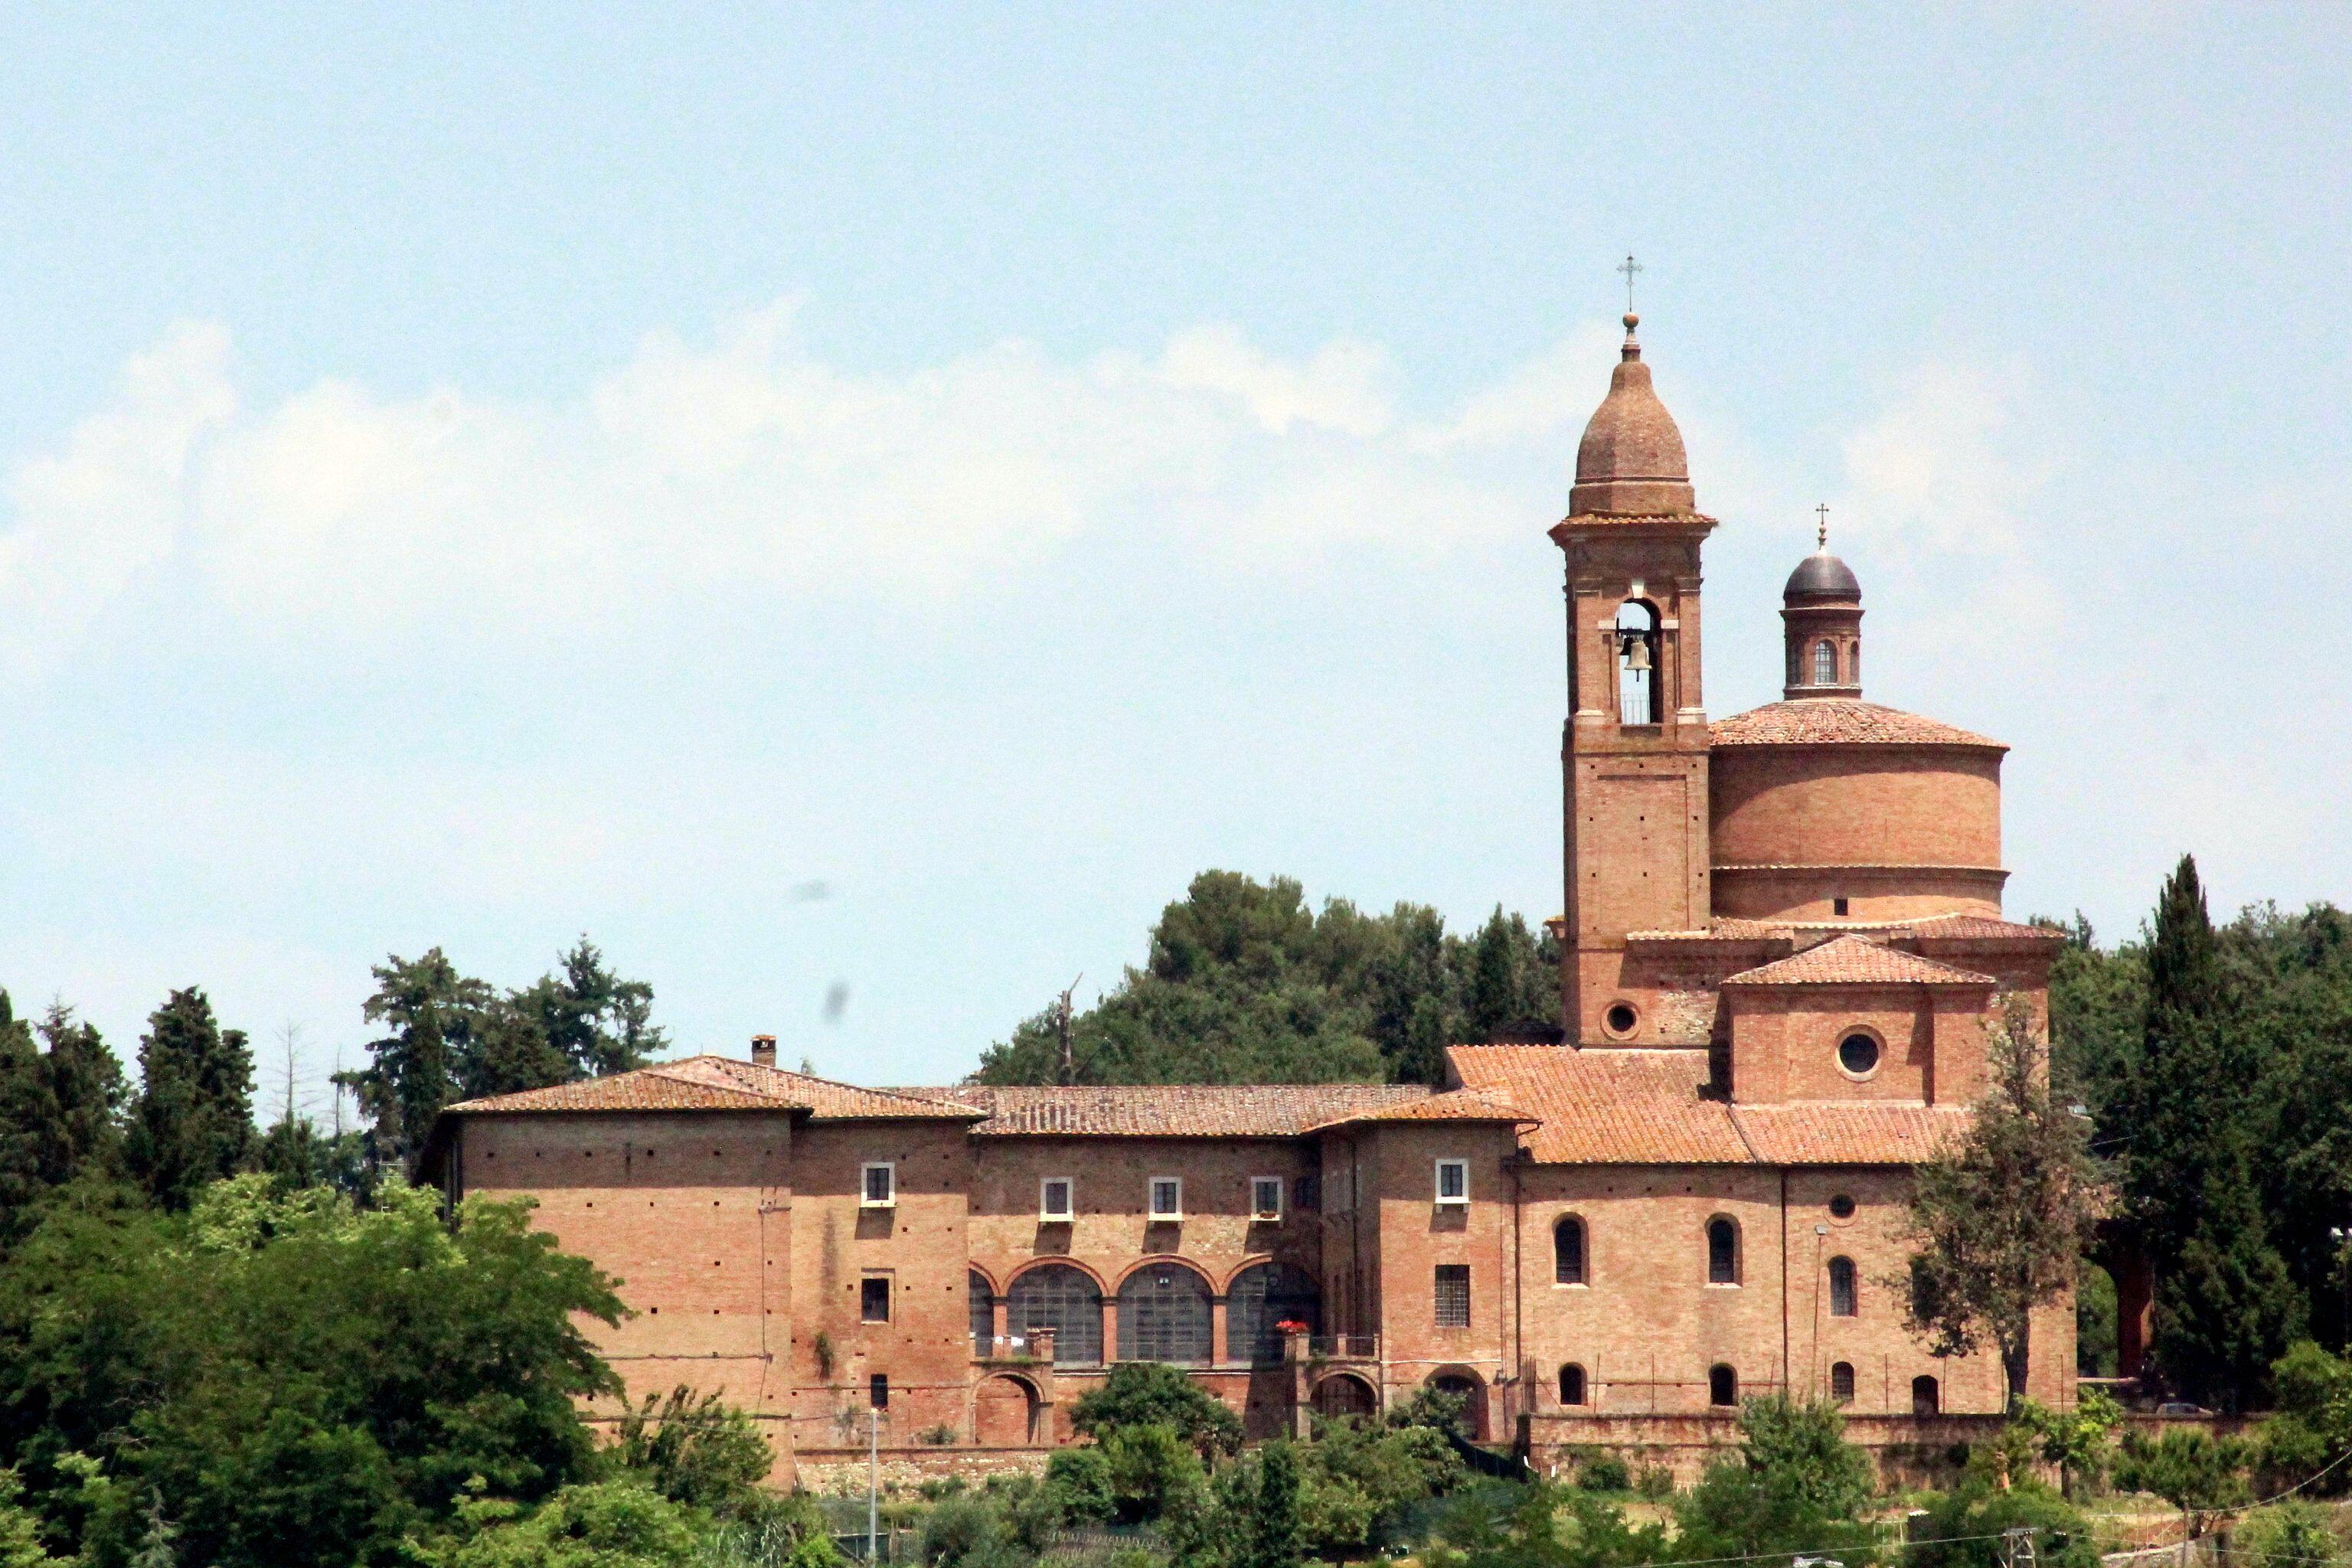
1617;253;1643;314
1815;503;1831;550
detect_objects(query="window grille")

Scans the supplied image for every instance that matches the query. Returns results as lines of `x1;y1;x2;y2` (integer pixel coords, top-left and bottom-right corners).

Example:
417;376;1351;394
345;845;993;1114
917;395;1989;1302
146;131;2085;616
1813;639;1838;685
1554;1216;1587;1285
1117;1264;1212;1365
1828;1256;1857;1317
1434;1265;1471;1328
1707;1218;1739;1284
968;1272;994;1354
1230;1262;1321;1364
1831;1361;1856;1403
1007;1264;1102;1365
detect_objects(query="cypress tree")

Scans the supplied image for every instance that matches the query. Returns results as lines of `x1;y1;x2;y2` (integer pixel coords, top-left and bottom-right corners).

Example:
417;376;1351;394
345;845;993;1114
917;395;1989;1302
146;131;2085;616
0;992;57;1223
127;988;256;1209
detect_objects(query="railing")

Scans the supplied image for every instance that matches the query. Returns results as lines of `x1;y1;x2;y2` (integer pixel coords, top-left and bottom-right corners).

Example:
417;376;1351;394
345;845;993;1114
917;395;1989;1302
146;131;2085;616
973;1334;1043;1359
1308;1334;1379;1360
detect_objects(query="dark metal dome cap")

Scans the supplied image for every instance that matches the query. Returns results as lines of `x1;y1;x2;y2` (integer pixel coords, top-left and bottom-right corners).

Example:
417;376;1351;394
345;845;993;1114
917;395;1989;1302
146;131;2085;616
1784;550;1861;600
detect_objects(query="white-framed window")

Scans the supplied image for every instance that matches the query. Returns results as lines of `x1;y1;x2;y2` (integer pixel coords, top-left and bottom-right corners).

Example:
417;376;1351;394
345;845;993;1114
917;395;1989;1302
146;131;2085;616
1040;1176;1074;1220
1435;1158;1469;1206
861;1161;896;1207
1250;1176;1284;1221
1149;1176;1183;1220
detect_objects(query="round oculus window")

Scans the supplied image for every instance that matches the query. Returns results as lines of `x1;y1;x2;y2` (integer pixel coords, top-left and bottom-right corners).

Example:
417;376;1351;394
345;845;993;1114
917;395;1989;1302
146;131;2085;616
1605;1003;1638;1036
1828;1194;1857;1220
1838;1033;1881;1075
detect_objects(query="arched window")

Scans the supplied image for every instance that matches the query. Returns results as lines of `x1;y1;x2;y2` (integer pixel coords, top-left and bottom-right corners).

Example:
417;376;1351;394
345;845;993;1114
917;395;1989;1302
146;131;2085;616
1554;1216;1587;1285
1007;1264;1102;1365
969;1271;995;1354
1848;641;1860;683
1117;1263;1213;1366
1707;1217;1740;1285
1913;1375;1941;1417
1616;601;1661;724
1708;1364;1737;1407
1830;1361;1855;1403
1813;639;1838;686
1559;1363;1587;1406
1229;1262;1321;1366
1828;1256;1857;1318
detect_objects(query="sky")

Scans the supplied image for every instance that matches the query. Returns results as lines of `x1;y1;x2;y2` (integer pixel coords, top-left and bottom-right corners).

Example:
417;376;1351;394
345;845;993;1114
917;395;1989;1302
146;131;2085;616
2;5;2348;1112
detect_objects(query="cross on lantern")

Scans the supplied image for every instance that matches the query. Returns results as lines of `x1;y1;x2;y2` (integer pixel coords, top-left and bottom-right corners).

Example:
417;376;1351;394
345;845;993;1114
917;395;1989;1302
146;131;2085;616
1617;254;1643;314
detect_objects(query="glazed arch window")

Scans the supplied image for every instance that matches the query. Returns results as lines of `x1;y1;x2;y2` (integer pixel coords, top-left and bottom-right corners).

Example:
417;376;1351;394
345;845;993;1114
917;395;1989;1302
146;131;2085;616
1708;1364;1738;1407
1615;600;1661;724
1559;1363;1588;1406
1707;1217;1740;1285
1838;1031;1882;1077
861;1161;896;1207
1830;1361;1856;1403
1813;639;1838;686
1435;1158;1469;1207
1828;1256;1857;1318
1554;1215;1588;1285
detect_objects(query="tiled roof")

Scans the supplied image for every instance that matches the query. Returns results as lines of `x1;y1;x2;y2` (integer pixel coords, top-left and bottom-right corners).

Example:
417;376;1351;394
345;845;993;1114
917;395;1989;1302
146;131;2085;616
1556;511;1720;528
1710;699;2002;750
1720;936;1997;988
1626;920;1786;942
1901;913;2068;943
1729;1103;1972;1165
1448;1046;1752;1164
447;1056;982;1120
888;1083;1433;1138
1447;1043;1971;1167
1305;1089;1534;1132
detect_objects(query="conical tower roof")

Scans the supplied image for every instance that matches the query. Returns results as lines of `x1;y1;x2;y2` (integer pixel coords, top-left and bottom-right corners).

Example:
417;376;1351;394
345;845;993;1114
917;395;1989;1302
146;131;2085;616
1570;315;1697;516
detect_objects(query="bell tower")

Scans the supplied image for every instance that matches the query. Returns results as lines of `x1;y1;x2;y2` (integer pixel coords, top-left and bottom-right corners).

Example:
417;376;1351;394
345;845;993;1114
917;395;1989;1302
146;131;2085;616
1549;310;1717;1045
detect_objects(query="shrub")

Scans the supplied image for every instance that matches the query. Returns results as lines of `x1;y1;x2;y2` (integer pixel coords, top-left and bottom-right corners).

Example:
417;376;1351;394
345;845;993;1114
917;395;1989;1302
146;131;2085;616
2233;1499;2344;1568
1906;1478;2099;1568
1636;1465;1675;1500
1577;1454;1631;1493
610;1387;775;1514
1071;1363;1243;1461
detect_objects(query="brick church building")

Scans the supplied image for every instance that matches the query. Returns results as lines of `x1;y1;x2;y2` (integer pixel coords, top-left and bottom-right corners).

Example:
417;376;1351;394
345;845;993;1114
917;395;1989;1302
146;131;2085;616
422;312;2073;1483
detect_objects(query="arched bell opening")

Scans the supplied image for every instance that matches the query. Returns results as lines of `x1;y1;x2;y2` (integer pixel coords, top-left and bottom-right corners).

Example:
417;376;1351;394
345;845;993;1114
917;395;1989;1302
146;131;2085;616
1615;600;1662;725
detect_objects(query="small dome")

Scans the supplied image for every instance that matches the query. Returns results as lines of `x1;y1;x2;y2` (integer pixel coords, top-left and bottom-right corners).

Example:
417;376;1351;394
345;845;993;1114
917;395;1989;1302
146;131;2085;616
1568;316;1696;516
1784;550;1860;601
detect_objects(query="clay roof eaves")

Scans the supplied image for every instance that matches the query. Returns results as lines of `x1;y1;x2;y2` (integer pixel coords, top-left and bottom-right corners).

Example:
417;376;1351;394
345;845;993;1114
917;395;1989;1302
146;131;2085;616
1720;936;1998;988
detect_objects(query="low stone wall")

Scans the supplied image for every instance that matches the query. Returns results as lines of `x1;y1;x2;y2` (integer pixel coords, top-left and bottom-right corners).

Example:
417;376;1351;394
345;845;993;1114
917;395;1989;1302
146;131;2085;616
1525;1411;2010;1488
795;1446;1052;1496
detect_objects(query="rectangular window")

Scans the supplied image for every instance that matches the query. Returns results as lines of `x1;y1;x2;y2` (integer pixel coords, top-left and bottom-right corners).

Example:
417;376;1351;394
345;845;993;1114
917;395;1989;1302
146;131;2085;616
861;1162;896;1207
1435;1158;1468;1206
868;1373;889;1410
860;1277;891;1323
1149;1177;1183;1220
1434;1264;1471;1328
1251;1177;1284;1220
1040;1177;1074;1220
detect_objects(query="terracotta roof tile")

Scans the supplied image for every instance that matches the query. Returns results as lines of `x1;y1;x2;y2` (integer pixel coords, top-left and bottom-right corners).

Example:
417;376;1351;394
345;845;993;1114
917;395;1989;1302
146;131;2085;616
1447;1045;1752;1164
1710;699;2002;750
887;1083;1432;1138
1900;913;2068;943
1730;1103;1972;1165
449;1057;982;1119
1721;936;1997;988
1305;1089;1534;1132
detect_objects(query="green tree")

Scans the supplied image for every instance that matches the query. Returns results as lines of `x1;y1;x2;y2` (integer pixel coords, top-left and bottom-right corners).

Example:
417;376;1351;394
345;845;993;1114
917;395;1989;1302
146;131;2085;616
1727;1395;1874;1517
1070;1361;1243;1461
1905;1477;2098;1568
2233;1500;2344;1568
2115;1428;2251;1542
0;1468;63;1568
1424;1480;1670;1568
2255;1341;2352;1491
420;1480;699;1568
608;1387;773;1515
1900;999;2101;1407
1227;1442;1302;1568
125;988;254;1210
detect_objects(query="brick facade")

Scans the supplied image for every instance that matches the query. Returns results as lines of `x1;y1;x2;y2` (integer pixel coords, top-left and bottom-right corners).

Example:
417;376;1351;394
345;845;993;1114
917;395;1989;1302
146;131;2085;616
422;315;2073;1486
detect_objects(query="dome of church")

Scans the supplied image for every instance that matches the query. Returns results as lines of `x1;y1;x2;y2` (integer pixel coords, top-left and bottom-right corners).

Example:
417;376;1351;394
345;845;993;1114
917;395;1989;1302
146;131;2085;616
1568;315;1697;516
1783;550;1860;601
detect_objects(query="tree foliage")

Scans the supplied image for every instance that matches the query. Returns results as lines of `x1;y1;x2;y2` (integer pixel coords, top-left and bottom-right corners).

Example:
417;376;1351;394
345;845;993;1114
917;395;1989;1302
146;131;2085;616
125;988;253;1210
0;998;128;1236
975;873;1559;1086
1900;998;2100;1406
1070;1361;1244;1461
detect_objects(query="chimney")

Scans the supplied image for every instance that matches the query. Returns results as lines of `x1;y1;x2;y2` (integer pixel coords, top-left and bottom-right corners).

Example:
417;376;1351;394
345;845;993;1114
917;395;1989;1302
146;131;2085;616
750;1034;777;1068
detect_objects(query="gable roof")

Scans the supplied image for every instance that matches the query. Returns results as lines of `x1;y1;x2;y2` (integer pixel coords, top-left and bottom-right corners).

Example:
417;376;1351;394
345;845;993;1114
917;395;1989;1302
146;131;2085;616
1710;698;2002;750
446;1056;983;1120
1720;935;1998;988
889;1083;1433;1138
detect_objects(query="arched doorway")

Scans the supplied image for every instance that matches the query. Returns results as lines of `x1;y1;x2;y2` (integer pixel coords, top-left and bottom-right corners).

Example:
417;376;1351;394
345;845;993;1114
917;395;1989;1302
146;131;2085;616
1117;1262;1213;1365
973;1374;1039;1446
1426;1369;1488;1441
1313;1373;1378;1421
1006;1263;1102;1365
1229;1262;1321;1365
